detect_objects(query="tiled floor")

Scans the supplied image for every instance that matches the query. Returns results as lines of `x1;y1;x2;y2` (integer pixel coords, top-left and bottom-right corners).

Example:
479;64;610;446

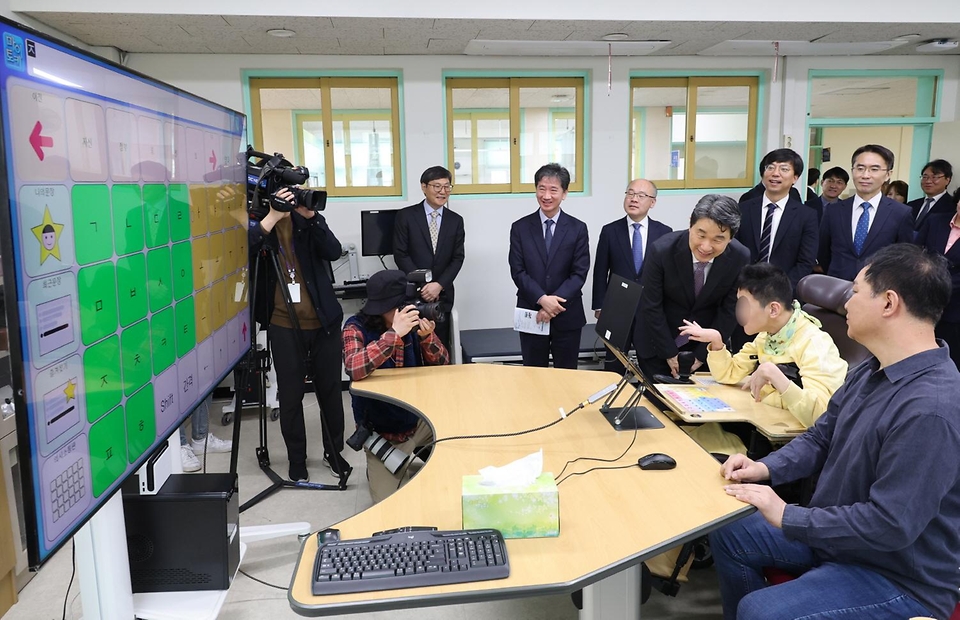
3;393;723;619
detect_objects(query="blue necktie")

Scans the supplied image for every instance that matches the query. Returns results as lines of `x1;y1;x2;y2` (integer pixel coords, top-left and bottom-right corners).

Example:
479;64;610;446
632;222;644;274
544;219;554;254
853;203;872;256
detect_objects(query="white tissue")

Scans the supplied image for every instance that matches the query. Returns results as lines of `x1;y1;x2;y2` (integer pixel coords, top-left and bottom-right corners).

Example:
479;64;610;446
478;449;543;487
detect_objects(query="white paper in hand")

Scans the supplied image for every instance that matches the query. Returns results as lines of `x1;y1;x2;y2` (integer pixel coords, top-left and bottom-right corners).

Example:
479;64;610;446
514;308;550;335
478;449;543;488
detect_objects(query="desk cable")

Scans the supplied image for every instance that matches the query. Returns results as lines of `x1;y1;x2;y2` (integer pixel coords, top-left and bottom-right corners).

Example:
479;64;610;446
393;383;619;490
554;422;638;484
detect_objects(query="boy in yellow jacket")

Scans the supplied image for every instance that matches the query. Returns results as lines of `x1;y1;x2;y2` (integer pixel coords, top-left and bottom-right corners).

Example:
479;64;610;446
676;262;848;454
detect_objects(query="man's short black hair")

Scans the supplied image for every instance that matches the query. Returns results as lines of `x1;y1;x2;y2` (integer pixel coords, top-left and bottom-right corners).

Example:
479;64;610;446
759;148;804;178
807;168;820;186
760;149;803;177
852;144;895;171
420;166;452;185
863;243;951;325
736;263;793;308
534;163;570;191
689;194;741;237
821;166;850;184
922;159;954;181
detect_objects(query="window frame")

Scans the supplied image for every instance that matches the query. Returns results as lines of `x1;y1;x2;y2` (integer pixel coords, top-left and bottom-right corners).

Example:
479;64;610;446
629;75;760;190
248;76;403;197
445;76;586;194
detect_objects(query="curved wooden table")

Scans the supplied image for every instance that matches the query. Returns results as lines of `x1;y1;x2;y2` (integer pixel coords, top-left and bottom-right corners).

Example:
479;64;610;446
289;364;752;618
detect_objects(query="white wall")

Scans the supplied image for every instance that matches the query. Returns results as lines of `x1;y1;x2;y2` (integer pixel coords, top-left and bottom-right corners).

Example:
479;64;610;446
126;51;960;331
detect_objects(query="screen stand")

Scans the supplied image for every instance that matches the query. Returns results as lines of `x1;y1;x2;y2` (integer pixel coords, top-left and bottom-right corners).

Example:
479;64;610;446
598;374;664;431
75;483;136;620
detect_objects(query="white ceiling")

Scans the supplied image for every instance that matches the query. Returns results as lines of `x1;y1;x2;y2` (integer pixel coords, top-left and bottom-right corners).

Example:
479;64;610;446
15;13;960;56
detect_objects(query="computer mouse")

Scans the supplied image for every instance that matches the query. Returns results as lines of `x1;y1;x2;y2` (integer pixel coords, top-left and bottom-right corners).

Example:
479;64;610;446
638;453;677;470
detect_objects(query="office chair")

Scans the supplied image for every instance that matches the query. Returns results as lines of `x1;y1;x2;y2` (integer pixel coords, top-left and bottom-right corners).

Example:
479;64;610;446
796;274;870;368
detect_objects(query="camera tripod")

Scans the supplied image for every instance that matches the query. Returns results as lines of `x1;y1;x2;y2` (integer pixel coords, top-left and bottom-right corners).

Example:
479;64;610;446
231;227;348;514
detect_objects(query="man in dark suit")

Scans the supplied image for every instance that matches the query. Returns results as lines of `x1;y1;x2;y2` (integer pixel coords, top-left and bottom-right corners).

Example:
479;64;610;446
806;167;820;204
592;178;672;371
637;195;751;379
804;166;849;223
916;207;960;370
393;166;465;350
736;149;819;293
818;144;914;282
509;163;590;369
909;159;956;231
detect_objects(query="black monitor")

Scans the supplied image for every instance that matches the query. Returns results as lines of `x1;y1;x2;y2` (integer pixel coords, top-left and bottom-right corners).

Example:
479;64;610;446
595;274;643;353
360;210;398;256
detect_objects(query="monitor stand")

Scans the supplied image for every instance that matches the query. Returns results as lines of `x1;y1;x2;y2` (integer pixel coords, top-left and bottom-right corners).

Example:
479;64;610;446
598;375;664;431
601;405;664;431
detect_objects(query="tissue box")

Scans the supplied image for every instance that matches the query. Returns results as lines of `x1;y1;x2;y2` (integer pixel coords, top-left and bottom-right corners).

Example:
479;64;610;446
461;473;559;538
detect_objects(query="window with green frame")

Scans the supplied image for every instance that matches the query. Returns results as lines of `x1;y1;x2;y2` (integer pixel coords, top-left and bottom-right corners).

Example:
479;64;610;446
249;76;402;197
630;76;759;190
445;77;585;194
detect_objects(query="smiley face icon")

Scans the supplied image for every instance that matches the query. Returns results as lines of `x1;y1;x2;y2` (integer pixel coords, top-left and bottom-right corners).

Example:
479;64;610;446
32;206;65;264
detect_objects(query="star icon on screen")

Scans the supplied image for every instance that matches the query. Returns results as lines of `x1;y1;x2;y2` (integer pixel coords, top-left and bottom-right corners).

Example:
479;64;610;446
31;206;65;264
63;380;76;401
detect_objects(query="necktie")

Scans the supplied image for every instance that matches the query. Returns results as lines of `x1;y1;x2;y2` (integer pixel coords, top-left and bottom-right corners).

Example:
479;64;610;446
428;210;440;253
675;261;710;348
693;261;708;297
544;219;554;254
632;222;644;274
757;204;778;263
853;203;872;255
917;197;934;223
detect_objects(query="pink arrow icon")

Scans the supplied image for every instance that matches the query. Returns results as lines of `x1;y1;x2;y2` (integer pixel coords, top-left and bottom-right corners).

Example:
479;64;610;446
29;121;53;161
209;149;217;170
241;322;248;340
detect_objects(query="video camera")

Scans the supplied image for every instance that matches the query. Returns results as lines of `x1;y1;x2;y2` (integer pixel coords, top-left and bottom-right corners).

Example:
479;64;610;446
403;269;444;323
245;145;327;220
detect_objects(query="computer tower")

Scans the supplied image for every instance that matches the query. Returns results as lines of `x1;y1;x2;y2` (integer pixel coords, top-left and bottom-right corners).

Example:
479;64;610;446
122;473;239;593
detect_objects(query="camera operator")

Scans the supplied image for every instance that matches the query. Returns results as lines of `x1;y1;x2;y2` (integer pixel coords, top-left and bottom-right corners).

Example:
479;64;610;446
342;269;449;503
248;187;351;483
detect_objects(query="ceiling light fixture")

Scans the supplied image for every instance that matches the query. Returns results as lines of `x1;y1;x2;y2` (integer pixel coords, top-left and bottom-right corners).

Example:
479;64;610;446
916;39;959;52
267;28;296;38
601;33;630;41
893;33;921;41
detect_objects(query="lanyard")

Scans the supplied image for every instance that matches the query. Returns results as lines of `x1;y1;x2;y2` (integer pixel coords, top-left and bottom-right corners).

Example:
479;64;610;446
277;234;297;283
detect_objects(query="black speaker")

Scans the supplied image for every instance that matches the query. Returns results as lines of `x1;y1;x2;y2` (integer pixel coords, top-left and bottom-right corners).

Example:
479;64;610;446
122;473;239;593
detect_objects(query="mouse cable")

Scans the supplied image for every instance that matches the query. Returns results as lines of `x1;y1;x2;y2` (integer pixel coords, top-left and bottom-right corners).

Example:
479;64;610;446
555;462;639;486
554;423;638;481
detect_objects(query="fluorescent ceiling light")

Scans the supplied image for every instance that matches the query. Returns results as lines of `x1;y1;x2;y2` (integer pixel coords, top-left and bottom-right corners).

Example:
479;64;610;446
464;39;670;57
267;28;296;38
698;40;908;56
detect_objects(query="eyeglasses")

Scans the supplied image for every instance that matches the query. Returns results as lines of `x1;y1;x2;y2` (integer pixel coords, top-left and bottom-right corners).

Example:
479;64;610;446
625;191;655;199
851;165;889;175
427;183;453;192
920;174;946;182
763;164;794;175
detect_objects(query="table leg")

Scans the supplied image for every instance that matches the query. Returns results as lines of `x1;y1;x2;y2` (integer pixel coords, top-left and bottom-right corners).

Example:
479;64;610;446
579;564;642;620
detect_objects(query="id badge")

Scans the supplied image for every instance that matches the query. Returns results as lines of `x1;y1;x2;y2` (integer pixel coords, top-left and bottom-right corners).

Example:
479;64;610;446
288;282;301;303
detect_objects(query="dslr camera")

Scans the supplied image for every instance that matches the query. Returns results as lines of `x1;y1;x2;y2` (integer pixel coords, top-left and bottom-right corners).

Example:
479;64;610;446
346;424;412;475
245;145;327;220
402;269;445;323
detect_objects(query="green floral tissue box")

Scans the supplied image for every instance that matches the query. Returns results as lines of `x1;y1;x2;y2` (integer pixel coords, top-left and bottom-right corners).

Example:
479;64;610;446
461;473;560;538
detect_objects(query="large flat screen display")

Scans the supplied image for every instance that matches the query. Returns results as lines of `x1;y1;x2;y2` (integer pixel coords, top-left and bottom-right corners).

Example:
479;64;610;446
0;17;250;564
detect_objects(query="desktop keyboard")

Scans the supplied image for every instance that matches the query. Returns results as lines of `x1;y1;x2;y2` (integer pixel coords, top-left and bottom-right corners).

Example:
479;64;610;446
312;528;510;595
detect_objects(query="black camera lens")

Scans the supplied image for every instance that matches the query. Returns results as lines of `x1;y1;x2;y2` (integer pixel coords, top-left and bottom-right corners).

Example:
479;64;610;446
414;301;444;323
291;187;327;211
